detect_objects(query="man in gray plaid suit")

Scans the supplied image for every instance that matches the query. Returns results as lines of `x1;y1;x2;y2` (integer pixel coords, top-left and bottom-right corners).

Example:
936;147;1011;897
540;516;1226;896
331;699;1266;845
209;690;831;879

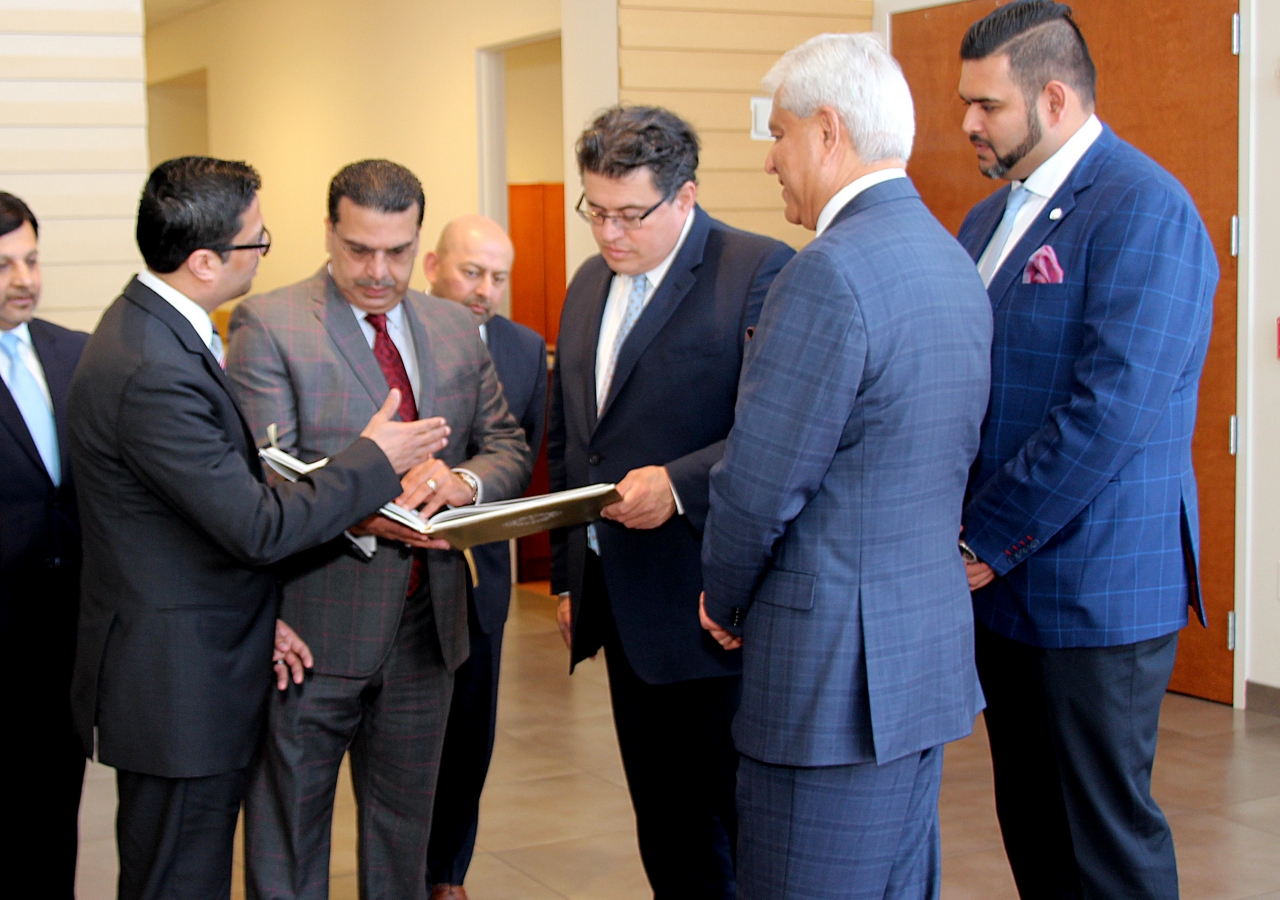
226;160;532;900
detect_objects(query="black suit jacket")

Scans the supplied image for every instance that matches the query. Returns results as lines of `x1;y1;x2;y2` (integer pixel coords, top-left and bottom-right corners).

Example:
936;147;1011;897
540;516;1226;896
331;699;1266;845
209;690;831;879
470;314;547;635
68;277;403;779
0;318;88;678
548;207;794;684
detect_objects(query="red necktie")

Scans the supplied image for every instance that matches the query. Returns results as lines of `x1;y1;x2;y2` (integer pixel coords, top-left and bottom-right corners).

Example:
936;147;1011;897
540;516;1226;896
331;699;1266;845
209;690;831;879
365;312;424;596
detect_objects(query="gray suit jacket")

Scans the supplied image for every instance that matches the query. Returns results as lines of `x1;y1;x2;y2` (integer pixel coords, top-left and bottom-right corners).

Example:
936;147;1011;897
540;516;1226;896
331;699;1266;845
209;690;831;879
226;268;532;677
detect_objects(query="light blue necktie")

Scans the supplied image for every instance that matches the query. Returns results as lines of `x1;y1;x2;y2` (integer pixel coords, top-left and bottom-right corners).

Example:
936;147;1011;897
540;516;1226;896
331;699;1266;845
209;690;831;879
209;329;225;367
1;330;60;485
978;185;1030;286
598;273;648;415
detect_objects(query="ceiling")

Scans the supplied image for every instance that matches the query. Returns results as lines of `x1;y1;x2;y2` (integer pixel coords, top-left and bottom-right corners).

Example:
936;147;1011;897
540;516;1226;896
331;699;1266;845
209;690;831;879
144;0;222;28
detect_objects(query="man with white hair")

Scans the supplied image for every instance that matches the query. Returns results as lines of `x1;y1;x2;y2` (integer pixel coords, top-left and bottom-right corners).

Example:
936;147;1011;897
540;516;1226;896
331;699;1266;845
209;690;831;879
699;33;992;898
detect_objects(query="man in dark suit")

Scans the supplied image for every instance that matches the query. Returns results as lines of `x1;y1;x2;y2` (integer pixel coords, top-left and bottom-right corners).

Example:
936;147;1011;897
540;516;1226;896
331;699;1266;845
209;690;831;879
549;105;793;897
0;192;88;899
228;164;532;900
955;5;1218;898
700;33;992;900
69;157;451;900
422;215;547;900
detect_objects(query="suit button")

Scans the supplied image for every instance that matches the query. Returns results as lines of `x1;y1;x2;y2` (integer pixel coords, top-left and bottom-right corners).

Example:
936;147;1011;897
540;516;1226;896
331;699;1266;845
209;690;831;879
587;453;602;466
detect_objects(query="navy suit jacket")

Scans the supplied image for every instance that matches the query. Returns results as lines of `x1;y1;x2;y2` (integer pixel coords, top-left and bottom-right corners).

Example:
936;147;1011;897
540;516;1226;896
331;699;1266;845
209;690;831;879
471;313;547;635
702;179;992;767
549;206;794;684
958;126;1217;649
0;318;87;641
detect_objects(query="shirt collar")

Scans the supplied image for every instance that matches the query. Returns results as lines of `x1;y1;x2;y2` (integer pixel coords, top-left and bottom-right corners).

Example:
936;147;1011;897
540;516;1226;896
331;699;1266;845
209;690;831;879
136;269;217;351
3;321;33;349
1017;114;1103;199
816;168;908;237
349;297;407;332
620;204;697;291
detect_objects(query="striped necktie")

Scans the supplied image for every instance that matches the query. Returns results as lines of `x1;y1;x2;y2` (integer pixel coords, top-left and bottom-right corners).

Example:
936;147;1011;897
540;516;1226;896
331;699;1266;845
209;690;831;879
598;273;648;415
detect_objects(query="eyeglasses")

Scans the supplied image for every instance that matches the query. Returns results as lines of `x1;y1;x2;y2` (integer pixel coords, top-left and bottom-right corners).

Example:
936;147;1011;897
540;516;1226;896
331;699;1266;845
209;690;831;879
217;228;272;256
574;193;670;231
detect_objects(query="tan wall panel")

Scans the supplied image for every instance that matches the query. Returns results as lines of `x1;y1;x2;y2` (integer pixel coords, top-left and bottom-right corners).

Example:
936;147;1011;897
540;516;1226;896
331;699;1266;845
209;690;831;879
622;0;872;16
0;80;147;125
0;55;145;79
0;101;146;126
2;9;142;35
620;8;870;53
37;217;141;265
711;209;810;249
38;262;140;311
0;126;148;172
621;48;779;91
698;170;783;209
700;130;770;170
0;172;145;217
620;89;758;131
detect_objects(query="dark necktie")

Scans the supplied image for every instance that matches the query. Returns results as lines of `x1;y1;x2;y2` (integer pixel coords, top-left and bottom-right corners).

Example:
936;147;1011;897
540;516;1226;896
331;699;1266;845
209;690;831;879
365;312;424;596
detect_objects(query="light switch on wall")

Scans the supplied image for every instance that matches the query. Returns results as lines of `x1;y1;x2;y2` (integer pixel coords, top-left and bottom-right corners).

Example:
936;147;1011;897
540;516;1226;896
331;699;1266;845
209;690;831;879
750;96;773;141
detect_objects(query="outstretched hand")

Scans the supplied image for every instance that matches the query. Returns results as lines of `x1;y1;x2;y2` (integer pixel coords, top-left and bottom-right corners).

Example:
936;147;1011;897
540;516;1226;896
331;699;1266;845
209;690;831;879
359;389;451;474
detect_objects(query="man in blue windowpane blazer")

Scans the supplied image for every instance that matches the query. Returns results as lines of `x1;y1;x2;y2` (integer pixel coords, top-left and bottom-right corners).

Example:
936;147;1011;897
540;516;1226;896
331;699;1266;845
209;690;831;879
701;34;992;899
956;5;1217;899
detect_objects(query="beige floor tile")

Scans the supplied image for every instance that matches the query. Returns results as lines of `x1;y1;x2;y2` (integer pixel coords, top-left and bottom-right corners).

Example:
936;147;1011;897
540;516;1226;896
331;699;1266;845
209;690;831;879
1162;693;1280;739
79;765;118;843
495;829;650;900
940;847;1020;900
1213;795;1280;839
75;835;119;900
475;770;637;853
461;852;568;899
1169;807;1280;900
1153;730;1280;810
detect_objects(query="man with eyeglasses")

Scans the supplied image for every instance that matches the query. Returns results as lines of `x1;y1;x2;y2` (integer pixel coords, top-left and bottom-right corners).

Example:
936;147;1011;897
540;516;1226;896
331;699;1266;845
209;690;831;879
69;157;450;900
549;105;793;897
226;160;531;900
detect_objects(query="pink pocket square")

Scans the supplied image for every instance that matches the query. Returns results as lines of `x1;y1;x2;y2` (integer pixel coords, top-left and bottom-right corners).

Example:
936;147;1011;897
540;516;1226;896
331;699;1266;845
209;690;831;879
1023;245;1065;284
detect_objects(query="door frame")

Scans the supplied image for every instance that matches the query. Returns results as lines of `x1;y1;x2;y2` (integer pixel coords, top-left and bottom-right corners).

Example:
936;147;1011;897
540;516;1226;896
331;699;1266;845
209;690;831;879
873;0;1251;708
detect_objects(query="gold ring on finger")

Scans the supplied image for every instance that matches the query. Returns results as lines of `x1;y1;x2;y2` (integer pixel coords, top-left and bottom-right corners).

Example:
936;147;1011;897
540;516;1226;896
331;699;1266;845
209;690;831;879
427;478;439;492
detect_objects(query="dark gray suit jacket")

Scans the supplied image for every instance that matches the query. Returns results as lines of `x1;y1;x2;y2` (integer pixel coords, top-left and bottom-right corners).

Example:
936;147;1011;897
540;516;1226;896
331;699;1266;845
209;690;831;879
69;277;402;778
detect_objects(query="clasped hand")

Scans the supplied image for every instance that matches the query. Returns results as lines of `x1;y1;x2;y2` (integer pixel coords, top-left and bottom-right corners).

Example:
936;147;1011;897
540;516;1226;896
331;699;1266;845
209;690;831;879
600;465;677;530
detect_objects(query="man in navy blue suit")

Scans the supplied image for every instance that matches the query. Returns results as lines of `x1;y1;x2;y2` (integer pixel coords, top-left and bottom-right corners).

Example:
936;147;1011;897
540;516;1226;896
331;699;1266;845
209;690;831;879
423;216;547;900
0;192;88;899
699;33;992;900
955;4;1218;898
550;106;793;897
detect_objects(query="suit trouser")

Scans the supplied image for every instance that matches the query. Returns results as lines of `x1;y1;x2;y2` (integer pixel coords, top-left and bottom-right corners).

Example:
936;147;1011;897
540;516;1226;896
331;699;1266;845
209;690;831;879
0;569;85;900
426;592;503;886
975;623;1179;900
244;591;453;900
736;747;944;900
115;767;247;900
581;551;741;900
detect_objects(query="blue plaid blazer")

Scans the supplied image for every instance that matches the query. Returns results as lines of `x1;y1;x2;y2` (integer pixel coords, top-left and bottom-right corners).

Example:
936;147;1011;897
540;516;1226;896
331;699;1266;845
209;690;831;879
702;179;992;767
958;126;1217;649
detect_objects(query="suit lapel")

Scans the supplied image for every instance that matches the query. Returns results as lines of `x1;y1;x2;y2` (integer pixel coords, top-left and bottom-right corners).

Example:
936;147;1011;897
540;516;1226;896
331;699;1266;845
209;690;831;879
402;294;438;418
578;266;611;438
315;272;391;408
29;319;74;484
0;372;45;477
987;128;1115;310
598;206;711;421
960;192;1007;262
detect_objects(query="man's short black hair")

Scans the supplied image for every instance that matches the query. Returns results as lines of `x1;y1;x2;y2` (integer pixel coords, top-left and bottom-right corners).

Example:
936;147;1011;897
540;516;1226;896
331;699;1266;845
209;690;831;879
0;191;38;240
576;106;700;199
136;156;261;274
961;1;1097;106
328;160;425;227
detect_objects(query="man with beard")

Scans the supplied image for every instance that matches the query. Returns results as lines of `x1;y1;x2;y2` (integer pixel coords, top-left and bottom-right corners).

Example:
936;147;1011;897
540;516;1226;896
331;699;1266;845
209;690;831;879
227;162;531;900
421;216;547;900
0;192;88;899
955;4;1217;898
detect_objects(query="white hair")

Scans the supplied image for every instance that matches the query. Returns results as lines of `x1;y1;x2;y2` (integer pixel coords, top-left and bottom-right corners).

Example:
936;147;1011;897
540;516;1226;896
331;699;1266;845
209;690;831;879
762;32;915;163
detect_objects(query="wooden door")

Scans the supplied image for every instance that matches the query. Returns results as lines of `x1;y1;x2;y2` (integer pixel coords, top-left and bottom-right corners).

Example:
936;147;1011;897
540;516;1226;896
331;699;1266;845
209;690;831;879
893;0;1239;703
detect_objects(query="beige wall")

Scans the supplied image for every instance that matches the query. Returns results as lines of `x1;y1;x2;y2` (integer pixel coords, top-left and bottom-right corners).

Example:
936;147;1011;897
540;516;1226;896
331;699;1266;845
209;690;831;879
147;68;207;164
505;38;563;184
618;0;874;250
0;0;148;332
146;0;560;297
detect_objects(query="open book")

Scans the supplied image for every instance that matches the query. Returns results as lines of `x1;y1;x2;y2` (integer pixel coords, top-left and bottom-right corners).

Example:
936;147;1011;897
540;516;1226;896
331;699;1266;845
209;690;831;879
259;446;620;551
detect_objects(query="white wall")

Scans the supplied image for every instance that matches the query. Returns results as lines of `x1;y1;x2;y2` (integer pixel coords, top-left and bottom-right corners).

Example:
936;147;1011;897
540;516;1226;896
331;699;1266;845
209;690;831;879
505;38;563;184
1240;0;1280;696
0;0;148;332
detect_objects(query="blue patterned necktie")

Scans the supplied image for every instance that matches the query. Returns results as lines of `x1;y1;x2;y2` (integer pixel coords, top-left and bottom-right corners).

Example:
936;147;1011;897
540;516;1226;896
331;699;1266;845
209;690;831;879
1;330;59;485
598;273;648;415
978;185;1031;286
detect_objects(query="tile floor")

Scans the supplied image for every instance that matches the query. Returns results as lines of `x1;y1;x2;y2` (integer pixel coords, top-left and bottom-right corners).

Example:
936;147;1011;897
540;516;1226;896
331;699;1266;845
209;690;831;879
74;584;1280;899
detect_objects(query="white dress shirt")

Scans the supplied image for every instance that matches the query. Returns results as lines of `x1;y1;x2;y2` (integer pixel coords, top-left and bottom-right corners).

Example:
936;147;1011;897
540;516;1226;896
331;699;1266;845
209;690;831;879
136;269;224;363
976;114;1103;279
815;167;909;237
0;322;52;409
348;299;422;407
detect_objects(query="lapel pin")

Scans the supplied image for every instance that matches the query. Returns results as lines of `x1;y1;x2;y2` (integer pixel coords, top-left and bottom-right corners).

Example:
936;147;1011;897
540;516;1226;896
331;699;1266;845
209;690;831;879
1048;207;1063;220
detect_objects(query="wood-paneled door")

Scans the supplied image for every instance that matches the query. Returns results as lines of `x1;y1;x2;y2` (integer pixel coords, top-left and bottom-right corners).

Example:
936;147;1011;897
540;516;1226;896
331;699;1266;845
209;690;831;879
893;0;1239;703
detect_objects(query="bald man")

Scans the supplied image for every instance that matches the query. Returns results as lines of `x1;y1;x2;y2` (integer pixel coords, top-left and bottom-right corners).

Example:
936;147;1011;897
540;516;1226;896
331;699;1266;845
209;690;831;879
423;216;547;900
